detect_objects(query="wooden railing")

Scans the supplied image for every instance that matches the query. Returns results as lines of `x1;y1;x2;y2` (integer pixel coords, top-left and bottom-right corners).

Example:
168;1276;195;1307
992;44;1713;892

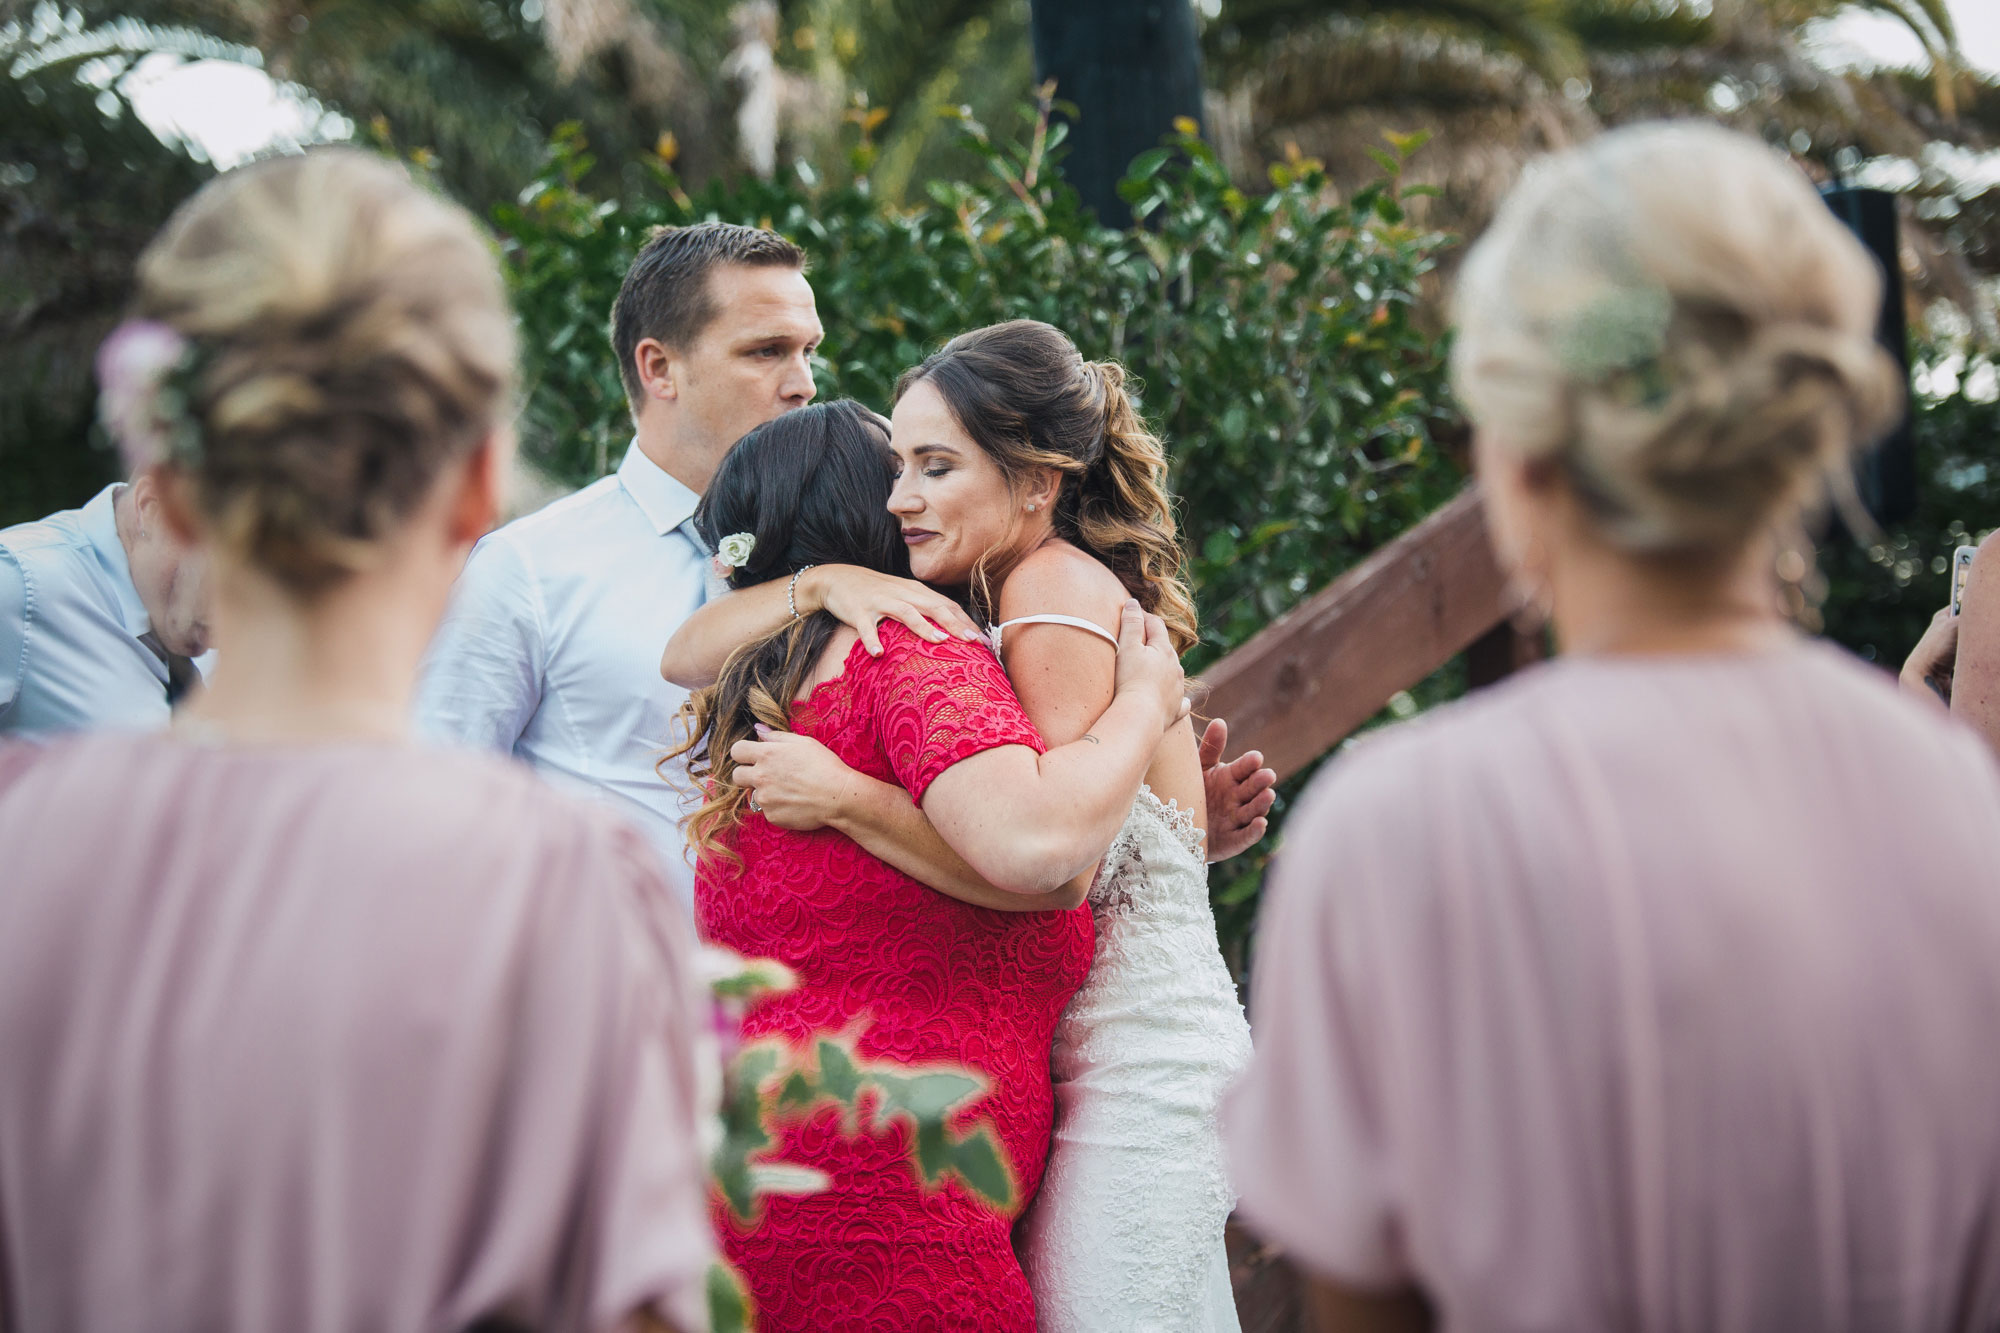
1200;486;1528;780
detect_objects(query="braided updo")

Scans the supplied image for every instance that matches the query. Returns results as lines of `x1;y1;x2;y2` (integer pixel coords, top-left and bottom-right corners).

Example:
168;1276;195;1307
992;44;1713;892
132;148;516;593
1452;122;1903;554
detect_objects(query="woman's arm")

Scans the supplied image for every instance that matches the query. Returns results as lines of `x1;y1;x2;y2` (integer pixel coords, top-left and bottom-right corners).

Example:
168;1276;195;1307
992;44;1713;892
727;728;1089;911
1948;532;2000;761
918;601;1187;895
661;565;982;689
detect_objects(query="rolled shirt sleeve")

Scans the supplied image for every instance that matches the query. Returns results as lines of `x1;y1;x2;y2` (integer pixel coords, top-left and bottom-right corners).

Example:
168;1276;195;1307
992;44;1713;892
0;547;26;723
417;533;546;754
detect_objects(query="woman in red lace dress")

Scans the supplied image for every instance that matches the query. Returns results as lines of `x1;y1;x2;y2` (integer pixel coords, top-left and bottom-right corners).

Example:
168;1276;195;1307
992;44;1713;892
672;401;1187;1330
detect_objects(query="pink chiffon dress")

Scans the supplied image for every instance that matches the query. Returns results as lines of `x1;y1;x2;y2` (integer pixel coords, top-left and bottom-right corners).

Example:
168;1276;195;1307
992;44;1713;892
0;730;715;1333
1228;641;2000;1332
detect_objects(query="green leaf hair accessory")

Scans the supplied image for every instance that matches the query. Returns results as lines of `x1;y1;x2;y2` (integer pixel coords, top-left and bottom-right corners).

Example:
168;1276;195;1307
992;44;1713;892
1554;285;1674;399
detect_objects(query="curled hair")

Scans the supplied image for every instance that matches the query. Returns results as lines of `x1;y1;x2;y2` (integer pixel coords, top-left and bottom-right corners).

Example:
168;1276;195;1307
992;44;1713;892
133;148;516;594
1451;121;1903;554
663;400;908;862
896;320;1197;652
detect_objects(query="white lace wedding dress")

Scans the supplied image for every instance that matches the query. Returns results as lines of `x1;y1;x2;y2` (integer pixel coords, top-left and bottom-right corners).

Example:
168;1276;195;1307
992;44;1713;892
1018;785;1255;1331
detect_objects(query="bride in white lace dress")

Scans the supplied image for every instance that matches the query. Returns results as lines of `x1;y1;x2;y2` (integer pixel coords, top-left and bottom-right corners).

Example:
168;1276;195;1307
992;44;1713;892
660;320;1266;1329
1014;759;1253;1328
997;612;1254;1330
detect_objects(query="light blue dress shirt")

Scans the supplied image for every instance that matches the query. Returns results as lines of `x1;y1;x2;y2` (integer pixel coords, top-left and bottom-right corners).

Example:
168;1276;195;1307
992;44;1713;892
0;485;181;735
416;442;721;902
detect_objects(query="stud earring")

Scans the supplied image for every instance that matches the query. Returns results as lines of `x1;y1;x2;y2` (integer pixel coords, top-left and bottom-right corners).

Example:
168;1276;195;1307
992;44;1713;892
1026;502;1038;512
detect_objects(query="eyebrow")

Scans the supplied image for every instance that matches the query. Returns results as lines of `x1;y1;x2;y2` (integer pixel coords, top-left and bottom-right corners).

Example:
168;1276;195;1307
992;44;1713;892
910;443;962;459
738;330;821;345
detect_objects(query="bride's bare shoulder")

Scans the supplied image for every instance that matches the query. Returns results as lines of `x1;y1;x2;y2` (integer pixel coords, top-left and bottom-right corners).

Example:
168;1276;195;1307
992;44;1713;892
997;541;1127;625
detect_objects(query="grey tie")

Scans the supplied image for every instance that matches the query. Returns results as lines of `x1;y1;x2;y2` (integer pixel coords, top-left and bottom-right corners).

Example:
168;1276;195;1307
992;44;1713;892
678;517;726;605
138;631;198;704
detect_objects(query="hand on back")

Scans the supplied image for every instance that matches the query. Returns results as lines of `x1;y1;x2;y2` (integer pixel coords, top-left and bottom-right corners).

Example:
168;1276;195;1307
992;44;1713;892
1198;718;1277;862
808;565;982;655
1112;599;1189;734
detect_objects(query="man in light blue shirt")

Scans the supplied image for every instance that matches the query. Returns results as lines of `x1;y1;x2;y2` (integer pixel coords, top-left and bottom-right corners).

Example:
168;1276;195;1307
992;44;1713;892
0;474;212;735
417;223;825;898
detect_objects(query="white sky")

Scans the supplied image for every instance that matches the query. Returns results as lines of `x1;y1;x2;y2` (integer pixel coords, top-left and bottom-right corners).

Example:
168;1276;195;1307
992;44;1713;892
1807;0;2000;76
123;0;2000;170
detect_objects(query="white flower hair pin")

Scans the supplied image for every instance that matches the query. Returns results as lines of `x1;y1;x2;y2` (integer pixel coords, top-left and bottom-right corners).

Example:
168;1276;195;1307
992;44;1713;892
711;531;756;580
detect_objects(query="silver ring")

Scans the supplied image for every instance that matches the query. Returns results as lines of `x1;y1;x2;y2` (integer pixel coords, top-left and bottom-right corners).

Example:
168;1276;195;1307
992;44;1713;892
748;794;762;813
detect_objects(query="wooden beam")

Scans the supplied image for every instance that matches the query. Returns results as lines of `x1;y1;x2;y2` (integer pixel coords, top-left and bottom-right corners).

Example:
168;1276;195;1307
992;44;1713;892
1197;487;1510;782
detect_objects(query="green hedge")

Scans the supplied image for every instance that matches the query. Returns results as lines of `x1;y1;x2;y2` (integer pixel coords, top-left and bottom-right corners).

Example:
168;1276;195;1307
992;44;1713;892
1821;351;2000;664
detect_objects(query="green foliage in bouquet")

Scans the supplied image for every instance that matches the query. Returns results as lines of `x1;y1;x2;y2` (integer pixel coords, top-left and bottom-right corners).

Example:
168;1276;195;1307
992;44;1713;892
713;1036;1013;1224
701;949;1015;1333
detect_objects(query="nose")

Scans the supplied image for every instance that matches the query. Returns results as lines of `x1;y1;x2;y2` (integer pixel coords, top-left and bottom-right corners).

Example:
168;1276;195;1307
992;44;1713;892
782;351;816;407
887;473;922;515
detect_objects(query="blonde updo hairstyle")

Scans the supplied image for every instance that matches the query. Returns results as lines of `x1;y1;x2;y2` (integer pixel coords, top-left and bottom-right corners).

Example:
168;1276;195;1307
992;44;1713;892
1451;122;1903;556
133;148;517;594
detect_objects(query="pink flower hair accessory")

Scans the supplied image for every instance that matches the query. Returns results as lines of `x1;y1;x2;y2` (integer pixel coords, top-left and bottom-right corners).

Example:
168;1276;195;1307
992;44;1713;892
96;318;202;472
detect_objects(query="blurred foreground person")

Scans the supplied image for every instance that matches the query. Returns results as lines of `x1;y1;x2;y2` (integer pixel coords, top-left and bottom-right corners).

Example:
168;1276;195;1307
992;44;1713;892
1225;122;2000;1333
0;467;210;734
0;151;712;1332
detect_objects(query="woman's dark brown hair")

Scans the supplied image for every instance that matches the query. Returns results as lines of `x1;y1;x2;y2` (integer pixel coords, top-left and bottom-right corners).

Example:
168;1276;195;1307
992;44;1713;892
896;320;1197;652
663;399;908;861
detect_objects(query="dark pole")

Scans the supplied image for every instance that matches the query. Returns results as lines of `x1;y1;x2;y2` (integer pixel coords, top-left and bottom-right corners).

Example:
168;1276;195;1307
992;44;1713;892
1029;0;1206;228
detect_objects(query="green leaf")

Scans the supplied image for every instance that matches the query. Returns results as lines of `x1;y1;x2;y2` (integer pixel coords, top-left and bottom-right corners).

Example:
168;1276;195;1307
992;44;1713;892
816;1039;862;1105
944;1129;1015;1210
708;1262;754;1333
1126;146;1172;181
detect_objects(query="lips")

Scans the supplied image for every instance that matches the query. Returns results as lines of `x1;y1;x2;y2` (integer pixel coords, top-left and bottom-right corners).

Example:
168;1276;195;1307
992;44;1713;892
901;529;939;545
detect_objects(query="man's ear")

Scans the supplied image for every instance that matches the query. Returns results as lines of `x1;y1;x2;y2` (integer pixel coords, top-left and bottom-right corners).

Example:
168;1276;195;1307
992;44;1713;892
146;466;203;545
633;337;680;404
446;433;509;547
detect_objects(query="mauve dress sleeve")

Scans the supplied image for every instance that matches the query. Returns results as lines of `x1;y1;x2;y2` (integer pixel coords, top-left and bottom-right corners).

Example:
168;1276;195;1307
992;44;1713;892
865;624;1045;805
1223;753;1412;1291
566;822;718;1332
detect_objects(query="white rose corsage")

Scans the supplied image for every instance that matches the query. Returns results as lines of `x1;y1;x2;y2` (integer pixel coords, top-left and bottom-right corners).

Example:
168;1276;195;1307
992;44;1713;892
711;531;756;580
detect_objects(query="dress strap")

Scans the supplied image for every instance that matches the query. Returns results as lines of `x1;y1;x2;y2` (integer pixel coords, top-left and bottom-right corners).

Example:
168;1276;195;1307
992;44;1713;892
987;613;1120;656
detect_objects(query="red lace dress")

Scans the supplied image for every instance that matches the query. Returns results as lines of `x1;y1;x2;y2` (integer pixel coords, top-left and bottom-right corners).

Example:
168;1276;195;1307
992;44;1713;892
696;623;1095;1331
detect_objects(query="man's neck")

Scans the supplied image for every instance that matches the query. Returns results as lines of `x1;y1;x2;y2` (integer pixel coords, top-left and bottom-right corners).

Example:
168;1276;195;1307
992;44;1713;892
633;419;716;497
110;483;138;562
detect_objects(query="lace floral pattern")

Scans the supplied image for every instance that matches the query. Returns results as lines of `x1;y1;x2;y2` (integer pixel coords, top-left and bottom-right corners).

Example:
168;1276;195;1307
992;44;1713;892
1021;787;1256;1331
695;624;1093;1331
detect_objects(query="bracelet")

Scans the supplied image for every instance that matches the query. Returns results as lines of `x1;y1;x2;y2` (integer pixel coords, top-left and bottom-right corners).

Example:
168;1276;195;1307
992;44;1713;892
788;564;817;621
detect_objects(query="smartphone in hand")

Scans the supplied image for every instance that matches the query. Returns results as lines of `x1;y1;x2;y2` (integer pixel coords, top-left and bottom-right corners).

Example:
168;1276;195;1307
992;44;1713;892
1953;545;1978;616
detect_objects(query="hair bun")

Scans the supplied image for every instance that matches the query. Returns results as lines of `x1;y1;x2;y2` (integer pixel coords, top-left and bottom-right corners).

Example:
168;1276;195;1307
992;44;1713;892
1453;121;1907;554
134;149;515;593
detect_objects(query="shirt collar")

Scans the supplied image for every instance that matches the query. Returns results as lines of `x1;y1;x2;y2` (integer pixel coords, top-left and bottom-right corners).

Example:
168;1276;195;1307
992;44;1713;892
616;440;701;537
81;484;152;638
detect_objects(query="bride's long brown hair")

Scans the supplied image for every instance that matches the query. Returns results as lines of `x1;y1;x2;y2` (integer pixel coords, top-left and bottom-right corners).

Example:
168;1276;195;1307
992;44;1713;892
662;401;910;862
